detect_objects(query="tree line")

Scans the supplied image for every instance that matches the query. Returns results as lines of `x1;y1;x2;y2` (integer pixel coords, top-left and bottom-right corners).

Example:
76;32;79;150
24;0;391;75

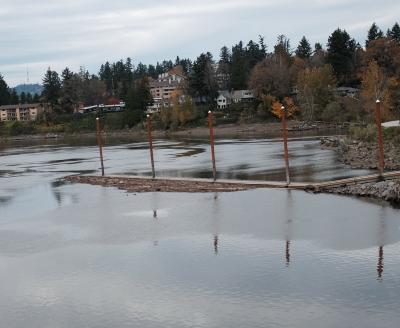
1;22;399;125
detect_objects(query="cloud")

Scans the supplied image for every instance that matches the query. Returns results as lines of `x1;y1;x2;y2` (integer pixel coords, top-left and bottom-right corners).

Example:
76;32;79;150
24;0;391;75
0;0;398;86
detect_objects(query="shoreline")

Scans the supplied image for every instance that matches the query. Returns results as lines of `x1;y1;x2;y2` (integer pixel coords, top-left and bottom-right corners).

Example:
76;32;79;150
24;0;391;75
0;121;346;143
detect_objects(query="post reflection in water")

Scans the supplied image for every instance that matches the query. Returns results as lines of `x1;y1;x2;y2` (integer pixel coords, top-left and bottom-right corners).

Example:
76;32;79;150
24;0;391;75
377;246;384;280
212;192;220;255
284;191;294;267
376;207;387;281
151;193;159;247
285;240;291;266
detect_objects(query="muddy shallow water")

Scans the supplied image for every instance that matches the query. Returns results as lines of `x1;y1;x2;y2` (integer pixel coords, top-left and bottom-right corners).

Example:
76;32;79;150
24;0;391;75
0;138;399;328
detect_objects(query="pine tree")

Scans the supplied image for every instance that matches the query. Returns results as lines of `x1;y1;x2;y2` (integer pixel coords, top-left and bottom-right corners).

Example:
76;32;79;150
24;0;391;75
230;41;247;90
296;36;312;59
189;52;217;102
326;28;357;84
42;68;61;111
0;73;11;105
366;23;384;47
10;89;19;104
20;92;27;103
387;22;400;43
125;77;152;127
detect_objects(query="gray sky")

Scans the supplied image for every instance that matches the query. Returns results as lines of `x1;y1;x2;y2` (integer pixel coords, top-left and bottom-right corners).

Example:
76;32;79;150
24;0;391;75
1;0;399;86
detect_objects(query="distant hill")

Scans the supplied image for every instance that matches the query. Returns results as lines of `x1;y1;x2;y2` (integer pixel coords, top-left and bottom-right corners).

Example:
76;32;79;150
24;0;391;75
13;83;43;96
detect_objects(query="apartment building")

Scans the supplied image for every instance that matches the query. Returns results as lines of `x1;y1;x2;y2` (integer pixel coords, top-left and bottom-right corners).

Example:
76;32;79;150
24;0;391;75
148;66;187;112
0;103;44;122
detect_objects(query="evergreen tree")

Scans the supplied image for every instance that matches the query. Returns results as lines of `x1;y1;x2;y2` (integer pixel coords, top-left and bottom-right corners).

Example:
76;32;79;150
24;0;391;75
296;36;312;59
366;23;384;47
10;89;19;104
42;68;61;111
314;43;323;51
26;93;33;103
33;93;40;103
148;64;157;78
217;46;231;89
20;92;27;103
230;41;247;90
0;73;11;105
125;77;152;127
189;52;217;102
387;22;400;43
326;28;357;84
61;67;80;113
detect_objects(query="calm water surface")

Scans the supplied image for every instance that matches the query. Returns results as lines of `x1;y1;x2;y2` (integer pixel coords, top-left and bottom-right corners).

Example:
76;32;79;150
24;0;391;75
0;138;399;328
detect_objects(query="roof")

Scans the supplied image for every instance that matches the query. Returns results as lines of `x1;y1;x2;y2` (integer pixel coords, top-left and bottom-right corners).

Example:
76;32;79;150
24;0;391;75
232;90;254;99
0;103;42;110
217;90;232;99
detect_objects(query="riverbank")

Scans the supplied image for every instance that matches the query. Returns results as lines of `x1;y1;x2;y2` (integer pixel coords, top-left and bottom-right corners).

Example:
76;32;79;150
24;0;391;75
321;136;400;170
320;179;400;205
0;121;345;143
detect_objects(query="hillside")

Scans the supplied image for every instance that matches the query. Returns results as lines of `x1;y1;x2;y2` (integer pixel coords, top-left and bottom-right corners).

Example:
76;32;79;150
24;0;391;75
13;83;43;96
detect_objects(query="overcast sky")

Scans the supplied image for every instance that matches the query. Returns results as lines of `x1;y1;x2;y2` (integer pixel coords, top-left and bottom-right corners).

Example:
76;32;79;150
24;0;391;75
1;0;399;86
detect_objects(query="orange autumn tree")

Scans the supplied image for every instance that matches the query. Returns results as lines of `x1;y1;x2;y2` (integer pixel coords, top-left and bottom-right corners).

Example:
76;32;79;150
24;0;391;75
271;97;298;119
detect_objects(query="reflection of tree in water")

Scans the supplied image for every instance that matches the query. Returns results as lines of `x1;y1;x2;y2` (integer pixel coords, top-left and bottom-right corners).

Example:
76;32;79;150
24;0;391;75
51;181;65;207
0;196;13;206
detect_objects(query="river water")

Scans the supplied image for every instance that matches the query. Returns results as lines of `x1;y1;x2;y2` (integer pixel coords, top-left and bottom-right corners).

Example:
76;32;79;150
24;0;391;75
0;137;399;328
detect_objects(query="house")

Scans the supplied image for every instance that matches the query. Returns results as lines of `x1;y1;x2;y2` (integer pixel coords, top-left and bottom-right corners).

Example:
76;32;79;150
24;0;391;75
216;90;255;109
0;103;45;122
78;102;126;114
336;87;359;98
216;91;232;109
232;90;255;103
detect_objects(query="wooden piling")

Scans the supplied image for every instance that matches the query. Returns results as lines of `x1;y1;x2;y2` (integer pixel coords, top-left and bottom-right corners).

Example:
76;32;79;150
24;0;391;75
281;106;290;185
96;117;105;176
375;100;385;176
147;114;155;179
208;111;217;181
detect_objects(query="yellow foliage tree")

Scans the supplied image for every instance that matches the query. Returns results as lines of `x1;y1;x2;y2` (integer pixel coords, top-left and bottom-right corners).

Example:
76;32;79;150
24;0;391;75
271;97;298;119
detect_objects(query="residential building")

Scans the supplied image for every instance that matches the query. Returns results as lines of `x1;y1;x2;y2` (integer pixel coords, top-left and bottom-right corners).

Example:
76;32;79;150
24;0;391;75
336;87;359;98
148;66;187;112
216;91;232;109
216;90;255;109
77;102;126;114
0;103;45;122
232;90;255;103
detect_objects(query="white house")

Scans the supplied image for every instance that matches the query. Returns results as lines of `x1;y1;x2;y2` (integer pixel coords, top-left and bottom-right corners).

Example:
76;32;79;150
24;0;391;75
216;91;232;109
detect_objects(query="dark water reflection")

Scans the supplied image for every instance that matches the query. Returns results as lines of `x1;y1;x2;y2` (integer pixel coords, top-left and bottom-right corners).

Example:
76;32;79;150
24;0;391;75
0;139;399;328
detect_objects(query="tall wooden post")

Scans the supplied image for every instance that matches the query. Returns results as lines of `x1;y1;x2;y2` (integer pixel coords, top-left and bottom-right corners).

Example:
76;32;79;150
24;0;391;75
96;117;105;176
281;106;290;185
208;111;217;181
375;100;385;176
147;114;155;179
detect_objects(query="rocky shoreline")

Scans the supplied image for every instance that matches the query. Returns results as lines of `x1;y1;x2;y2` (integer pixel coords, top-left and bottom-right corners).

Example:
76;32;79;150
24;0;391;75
320;136;400;170
320;179;400;205
320;136;400;204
